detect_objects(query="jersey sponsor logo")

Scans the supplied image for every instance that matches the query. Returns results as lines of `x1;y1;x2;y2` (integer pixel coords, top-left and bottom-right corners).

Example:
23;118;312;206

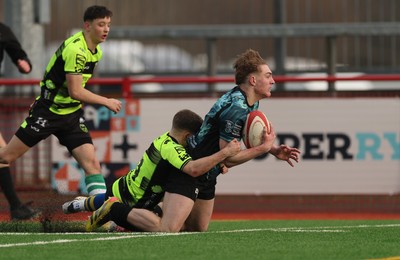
151;185;163;193
79;124;88;133
30;117;48;133
30;126;40;132
79;117;88;133
35;117;48;128
75;54;86;73
224;120;234;134
82;62;97;74
174;146;190;161
224;120;241;137
45;80;56;90
179;153;191;162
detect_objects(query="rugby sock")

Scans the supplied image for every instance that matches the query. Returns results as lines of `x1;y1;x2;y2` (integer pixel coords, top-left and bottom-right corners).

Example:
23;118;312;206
84;174;107;195
0;167;22;210
109;202;139;231
84;193;106;211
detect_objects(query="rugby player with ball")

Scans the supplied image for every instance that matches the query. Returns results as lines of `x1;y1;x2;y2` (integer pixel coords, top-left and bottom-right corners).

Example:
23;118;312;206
184;49;300;231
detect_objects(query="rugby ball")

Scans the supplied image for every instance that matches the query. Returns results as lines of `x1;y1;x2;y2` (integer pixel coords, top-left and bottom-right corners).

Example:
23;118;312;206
242;110;271;148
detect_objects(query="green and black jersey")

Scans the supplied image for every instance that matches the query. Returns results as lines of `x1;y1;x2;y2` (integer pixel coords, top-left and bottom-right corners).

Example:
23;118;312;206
39;31;102;115
112;132;192;207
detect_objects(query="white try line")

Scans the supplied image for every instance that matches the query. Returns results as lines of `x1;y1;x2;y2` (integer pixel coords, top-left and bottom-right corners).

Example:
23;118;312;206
1;223;399;248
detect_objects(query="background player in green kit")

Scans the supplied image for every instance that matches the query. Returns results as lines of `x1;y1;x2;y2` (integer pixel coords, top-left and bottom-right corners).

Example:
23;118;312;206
0;5;121;195
62;109;241;232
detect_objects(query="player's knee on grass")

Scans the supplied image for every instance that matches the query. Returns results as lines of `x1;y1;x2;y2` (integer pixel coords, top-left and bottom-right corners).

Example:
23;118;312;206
183;214;210;232
162;220;182;233
185;222;209;232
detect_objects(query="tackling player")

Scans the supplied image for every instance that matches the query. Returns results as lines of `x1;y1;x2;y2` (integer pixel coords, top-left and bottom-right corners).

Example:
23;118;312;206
62;109;241;232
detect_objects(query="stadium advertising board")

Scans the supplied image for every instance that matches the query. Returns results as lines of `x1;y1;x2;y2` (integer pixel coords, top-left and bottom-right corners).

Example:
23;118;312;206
51;98;399;195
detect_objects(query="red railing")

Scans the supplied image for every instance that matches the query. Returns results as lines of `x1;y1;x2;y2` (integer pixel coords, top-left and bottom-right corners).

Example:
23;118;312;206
1;74;400;98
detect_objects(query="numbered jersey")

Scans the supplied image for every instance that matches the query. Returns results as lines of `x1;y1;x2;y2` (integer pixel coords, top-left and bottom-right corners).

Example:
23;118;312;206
112;131;192;207
39;31;102;115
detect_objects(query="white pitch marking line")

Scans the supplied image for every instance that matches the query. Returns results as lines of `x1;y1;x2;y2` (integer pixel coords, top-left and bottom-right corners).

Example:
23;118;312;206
273;228;347;233
0;233;186;248
1;223;399;248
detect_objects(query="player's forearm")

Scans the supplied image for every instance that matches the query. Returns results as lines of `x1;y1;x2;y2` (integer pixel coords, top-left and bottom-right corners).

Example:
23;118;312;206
67;74;110;107
224;145;267;168
69;87;109;107
185;150;231;177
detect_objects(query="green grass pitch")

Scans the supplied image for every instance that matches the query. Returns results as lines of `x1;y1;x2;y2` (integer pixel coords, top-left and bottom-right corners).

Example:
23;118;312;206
0;219;399;260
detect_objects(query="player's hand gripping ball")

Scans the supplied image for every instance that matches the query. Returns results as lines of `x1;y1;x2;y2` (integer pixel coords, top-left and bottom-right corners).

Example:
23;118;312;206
242;110;271;148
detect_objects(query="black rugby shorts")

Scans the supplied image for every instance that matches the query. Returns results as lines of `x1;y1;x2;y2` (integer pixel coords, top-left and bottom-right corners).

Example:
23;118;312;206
15;100;92;152
164;168;198;201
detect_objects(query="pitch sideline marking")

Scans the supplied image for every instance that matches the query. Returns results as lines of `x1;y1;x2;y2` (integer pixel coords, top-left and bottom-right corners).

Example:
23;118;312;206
0;223;399;248
0;233;184;248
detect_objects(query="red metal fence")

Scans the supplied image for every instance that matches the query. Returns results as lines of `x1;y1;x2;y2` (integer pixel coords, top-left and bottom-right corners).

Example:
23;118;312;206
1;74;399;98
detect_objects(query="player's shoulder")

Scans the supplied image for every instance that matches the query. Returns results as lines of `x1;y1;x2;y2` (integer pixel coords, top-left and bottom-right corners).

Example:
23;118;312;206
155;132;186;161
63;32;88;55
222;86;247;105
155;132;175;147
214;87;239;106
64;31;84;46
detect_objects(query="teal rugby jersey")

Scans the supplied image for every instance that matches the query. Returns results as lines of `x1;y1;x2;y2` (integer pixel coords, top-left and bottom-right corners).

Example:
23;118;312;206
187;86;259;179
112;132;192;206
39;31;102;115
